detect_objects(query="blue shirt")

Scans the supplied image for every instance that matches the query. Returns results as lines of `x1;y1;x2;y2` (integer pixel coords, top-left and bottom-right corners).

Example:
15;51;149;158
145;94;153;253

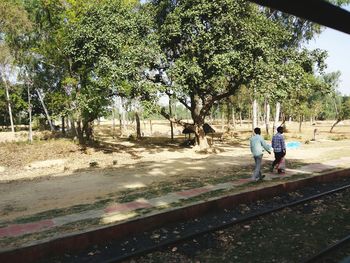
272;133;286;153
250;134;272;157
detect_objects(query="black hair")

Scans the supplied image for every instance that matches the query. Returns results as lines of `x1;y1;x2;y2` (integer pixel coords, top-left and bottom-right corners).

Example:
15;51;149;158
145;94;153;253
277;126;284;133
254;127;261;135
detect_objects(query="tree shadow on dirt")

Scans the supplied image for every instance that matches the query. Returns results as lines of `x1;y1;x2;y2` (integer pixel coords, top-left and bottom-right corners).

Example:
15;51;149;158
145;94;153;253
88;125;251;159
86;136;195;159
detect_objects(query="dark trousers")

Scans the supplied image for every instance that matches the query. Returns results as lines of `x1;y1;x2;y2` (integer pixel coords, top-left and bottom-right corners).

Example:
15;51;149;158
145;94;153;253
272;152;285;169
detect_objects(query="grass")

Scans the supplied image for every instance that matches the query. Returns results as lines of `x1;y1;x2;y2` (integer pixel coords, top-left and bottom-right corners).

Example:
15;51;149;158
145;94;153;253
0;199;112;226
328;134;349;141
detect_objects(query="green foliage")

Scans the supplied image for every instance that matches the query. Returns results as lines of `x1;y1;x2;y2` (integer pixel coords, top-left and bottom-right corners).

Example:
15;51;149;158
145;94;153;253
60;0;158;127
0;0;32;36
150;0;292;136
64;0;156;90
1;0;348;145
142;100;161;119
339;96;350;120
0;83;27;125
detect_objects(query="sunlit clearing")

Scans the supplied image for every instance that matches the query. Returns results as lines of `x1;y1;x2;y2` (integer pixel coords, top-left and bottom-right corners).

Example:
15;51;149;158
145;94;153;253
152;200;171;208
124;183;146;189
101;212;137;224
148;170;166;176
189;166;206;170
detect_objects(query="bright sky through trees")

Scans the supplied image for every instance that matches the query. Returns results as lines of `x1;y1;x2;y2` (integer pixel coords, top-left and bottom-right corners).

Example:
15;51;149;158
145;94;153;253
306;18;350;95
305;4;350;96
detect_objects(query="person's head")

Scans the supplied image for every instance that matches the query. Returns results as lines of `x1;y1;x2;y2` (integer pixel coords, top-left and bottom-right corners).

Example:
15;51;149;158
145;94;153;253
254;127;261;135
277;126;284;134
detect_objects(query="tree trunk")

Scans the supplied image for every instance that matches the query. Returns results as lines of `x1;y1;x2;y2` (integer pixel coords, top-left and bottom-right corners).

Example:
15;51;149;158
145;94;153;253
265;99;270;135
252;98;258;130
61;116;66;135
76;120;85;144
36;89;54;131
112;106;116;138
239;111;242;126
226;100;231;126
118;97;126;135
4;80;15;133
135;111;141;139
70;117;78;136
83;121;93;141
232;107;236;130
27;85;33;143
169;95;174;140
121;111;126;135
257;101;261;126
273;102;281;132
263;100;266;127
331;95;340;133
221;105;225;131
112;109;116;133
66;118;71;131
192;94;209;149
330;119;341;133
195;125;209;150
149;119;153;135
299;115;303;133
119;115;123;135
334;96;339;117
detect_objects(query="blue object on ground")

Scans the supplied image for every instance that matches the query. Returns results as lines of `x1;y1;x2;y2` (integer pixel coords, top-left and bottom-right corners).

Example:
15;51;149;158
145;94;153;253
286;141;301;149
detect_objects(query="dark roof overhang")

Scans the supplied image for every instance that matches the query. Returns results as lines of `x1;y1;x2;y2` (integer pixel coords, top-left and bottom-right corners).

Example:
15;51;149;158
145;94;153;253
248;0;350;35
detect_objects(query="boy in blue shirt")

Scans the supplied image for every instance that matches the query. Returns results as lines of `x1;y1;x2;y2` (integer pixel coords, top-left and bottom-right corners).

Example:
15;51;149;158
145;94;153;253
271;126;286;173
250;127;272;181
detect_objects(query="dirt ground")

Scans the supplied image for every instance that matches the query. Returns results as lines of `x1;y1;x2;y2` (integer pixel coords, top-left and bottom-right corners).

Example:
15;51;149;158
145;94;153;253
1;120;350;222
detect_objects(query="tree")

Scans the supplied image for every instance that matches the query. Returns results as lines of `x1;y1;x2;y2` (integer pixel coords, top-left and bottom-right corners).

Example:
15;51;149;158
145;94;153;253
262;47;328;132
0;46;16;133
62;0;156;143
330;96;350;132
150;0;290;149
0;0;32;36
0;0;32;133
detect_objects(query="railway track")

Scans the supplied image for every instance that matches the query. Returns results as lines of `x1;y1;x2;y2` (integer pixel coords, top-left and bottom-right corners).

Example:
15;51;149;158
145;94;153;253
46;178;350;263
303;234;350;263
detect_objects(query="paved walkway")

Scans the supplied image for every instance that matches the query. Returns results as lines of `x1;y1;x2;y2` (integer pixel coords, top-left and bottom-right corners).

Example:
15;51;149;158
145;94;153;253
1;157;350;247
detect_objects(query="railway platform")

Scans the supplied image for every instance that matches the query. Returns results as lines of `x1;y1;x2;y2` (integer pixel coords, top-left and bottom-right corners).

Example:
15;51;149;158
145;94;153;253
1;157;350;262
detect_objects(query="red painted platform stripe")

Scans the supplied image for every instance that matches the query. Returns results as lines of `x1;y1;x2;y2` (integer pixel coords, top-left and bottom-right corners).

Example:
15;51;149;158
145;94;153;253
0;219;54;238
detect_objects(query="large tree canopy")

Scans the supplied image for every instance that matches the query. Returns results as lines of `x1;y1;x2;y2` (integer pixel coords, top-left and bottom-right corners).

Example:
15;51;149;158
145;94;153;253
149;0;292;148
1;0;348;148
61;0;157;142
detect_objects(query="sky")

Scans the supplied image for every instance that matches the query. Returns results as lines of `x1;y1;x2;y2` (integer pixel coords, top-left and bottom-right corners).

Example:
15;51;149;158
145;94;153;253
306;22;350;96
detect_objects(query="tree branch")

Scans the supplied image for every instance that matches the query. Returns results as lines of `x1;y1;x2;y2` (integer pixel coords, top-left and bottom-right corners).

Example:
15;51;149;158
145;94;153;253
160;107;191;128
178;96;191;111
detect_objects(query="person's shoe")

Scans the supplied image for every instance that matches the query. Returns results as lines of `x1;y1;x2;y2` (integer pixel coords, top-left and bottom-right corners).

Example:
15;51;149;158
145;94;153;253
260;174;265;179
